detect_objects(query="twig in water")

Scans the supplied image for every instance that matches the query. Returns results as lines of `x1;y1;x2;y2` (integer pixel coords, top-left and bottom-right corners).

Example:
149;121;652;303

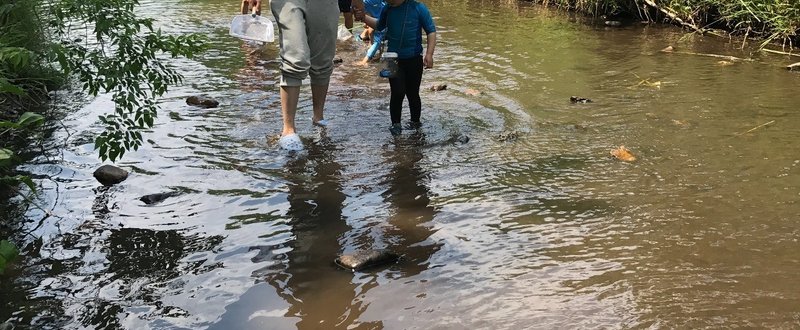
762;48;800;58
735;120;776;136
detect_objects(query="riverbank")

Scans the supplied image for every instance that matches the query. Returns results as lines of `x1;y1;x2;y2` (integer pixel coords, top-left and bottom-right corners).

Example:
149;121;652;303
524;0;799;47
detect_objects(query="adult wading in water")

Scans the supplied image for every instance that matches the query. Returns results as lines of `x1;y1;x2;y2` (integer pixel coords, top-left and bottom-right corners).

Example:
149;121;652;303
251;0;365;151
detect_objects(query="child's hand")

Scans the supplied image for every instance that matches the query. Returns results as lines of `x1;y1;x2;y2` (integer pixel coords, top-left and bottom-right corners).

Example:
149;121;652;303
424;54;434;69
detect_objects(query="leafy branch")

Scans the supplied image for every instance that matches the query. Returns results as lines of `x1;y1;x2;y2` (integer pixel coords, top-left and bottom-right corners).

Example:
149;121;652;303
48;0;207;161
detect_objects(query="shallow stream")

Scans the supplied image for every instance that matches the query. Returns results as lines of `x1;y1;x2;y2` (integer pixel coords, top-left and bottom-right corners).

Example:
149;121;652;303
2;0;800;328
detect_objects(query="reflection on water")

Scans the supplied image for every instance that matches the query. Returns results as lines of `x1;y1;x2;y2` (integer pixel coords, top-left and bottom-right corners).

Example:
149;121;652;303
2;0;800;328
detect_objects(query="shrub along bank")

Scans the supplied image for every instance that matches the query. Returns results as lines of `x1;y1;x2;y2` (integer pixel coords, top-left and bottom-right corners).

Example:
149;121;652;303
525;0;800;47
1;0;206;274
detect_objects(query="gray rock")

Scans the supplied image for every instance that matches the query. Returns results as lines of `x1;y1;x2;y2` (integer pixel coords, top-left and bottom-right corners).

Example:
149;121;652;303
186;95;219;108
335;250;400;271
139;191;181;205
93;165;128;186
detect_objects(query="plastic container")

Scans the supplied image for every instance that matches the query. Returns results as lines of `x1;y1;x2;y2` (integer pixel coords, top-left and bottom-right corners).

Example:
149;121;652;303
229;14;274;43
379;52;399;78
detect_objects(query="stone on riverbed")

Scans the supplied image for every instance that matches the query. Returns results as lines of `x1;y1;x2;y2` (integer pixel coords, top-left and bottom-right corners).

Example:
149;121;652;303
93;165;128;186
139;191;182;205
429;84;447;92
186;95;219;108
570;96;593;104
495;130;519;142
335;250;400;271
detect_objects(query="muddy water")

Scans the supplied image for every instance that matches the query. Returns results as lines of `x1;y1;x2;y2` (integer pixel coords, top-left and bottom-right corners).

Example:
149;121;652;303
2;0;800;328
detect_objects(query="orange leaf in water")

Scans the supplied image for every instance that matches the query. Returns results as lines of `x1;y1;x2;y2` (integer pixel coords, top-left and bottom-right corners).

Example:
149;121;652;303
611;146;636;162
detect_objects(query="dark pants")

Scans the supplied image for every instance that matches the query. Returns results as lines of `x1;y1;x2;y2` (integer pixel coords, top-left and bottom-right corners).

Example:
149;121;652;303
338;0;352;12
389;55;423;124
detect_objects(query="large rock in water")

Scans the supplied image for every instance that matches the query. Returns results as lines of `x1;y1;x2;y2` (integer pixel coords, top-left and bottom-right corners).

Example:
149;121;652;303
93;165;128;186
335;250;400;271
186;95;219;108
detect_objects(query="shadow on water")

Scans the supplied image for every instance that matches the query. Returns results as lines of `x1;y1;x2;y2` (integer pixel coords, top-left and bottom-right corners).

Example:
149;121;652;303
209;131;440;329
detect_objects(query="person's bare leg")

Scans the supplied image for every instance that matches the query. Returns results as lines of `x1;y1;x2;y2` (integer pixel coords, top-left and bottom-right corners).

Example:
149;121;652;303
344;12;354;30
311;84;329;124
281;86;300;136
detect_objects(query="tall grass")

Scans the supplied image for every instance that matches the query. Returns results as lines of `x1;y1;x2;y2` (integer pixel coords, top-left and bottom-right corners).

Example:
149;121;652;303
524;0;800;47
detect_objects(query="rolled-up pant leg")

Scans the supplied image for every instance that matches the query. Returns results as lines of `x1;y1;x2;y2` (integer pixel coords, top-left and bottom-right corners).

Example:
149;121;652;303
270;0;338;87
306;0;338;86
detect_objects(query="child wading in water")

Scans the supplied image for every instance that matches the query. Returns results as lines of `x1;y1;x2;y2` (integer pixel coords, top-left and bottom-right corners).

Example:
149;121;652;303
356;0;387;66
358;0;437;135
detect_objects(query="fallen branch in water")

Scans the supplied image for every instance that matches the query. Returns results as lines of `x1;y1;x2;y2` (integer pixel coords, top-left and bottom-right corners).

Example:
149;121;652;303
788;62;800;71
641;0;707;34
735;120;776;136
660;46;752;62
761;49;800;58
630;73;662;89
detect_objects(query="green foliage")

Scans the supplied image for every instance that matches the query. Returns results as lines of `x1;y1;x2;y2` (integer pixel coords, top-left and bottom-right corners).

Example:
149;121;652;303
0;240;19;274
0;112;44;130
0;0;54;100
48;0;207;162
531;0;800;45
0;112;44;192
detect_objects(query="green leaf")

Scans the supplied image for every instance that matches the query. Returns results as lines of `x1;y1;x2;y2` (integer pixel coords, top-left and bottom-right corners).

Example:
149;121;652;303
0;240;19;274
0;78;25;96
0;121;18;129
16;112;44;128
14;175;36;192
0;148;13;161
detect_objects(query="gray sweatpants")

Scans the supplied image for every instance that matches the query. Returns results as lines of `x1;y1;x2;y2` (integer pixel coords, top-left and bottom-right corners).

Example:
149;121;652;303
270;0;339;87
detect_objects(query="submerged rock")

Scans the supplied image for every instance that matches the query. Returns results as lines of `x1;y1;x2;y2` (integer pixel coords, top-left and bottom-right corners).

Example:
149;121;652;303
429;84;447;92
570;96;593;104
335;250;400;271
495;130;519;142
465;88;482;96
93;165;128;186
139;191;182;205
186;95;219;108
333;56;344;65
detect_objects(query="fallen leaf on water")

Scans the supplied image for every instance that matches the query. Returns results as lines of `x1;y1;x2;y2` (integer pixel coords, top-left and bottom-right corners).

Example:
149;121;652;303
672;119;689;127
661;46;674;53
644;80;662;88
717;60;734;66
266;135;280;144
611;146;636;162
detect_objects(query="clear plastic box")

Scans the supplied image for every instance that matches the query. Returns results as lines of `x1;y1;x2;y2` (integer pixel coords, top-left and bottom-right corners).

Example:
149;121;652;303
229;15;275;43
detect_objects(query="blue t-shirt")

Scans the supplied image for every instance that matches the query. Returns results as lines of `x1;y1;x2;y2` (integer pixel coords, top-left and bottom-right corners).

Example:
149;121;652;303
365;0;385;18
376;0;436;59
